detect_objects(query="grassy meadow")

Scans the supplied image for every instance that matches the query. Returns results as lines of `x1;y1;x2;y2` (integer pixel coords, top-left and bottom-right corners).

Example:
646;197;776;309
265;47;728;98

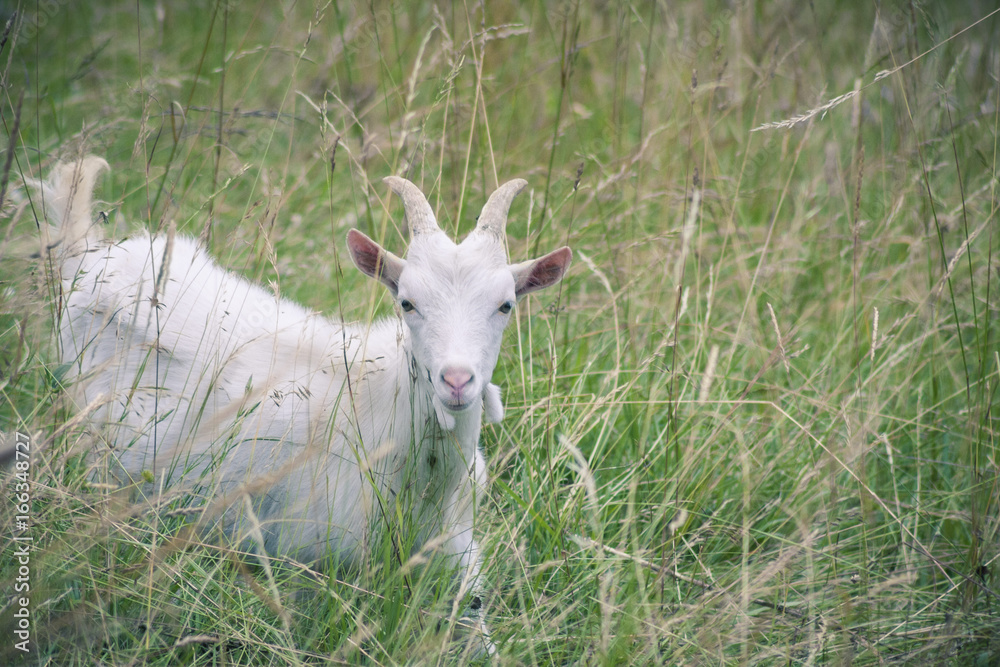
1;0;998;663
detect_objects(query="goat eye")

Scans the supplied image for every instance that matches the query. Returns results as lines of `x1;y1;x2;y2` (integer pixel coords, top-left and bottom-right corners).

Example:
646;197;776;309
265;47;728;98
498;301;513;315
400;299;415;313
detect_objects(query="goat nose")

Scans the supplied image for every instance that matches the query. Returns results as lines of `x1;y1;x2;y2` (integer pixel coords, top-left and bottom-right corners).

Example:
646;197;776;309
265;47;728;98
441;367;474;394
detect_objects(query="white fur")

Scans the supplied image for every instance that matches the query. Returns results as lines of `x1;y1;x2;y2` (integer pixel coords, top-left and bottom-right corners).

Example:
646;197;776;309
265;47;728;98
44;157;571;654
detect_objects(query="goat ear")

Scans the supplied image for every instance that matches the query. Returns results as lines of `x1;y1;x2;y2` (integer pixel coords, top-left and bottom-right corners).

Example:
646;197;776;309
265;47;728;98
347;229;405;295
512;246;572;298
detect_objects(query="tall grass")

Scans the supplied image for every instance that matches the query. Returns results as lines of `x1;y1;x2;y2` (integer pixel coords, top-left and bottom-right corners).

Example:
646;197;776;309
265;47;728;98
1;1;998;664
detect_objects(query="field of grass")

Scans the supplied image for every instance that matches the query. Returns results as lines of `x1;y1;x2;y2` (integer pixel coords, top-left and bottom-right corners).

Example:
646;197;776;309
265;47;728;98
1;0;998;664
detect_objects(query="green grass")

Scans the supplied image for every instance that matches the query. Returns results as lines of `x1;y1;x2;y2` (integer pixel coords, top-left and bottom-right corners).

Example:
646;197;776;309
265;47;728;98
1;0;998;664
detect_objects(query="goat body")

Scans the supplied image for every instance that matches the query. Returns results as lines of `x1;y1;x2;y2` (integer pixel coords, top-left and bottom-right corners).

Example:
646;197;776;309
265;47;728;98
45;157;571;652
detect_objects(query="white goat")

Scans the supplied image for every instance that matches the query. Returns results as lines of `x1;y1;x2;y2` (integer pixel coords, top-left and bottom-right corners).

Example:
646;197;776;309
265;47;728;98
43;156;571;653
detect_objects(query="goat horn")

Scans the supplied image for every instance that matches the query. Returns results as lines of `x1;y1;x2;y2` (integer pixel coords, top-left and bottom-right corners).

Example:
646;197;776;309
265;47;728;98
474;179;528;240
384;176;440;237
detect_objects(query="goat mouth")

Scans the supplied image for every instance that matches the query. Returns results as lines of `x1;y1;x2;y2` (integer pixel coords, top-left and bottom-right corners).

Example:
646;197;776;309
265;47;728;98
440;398;473;412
